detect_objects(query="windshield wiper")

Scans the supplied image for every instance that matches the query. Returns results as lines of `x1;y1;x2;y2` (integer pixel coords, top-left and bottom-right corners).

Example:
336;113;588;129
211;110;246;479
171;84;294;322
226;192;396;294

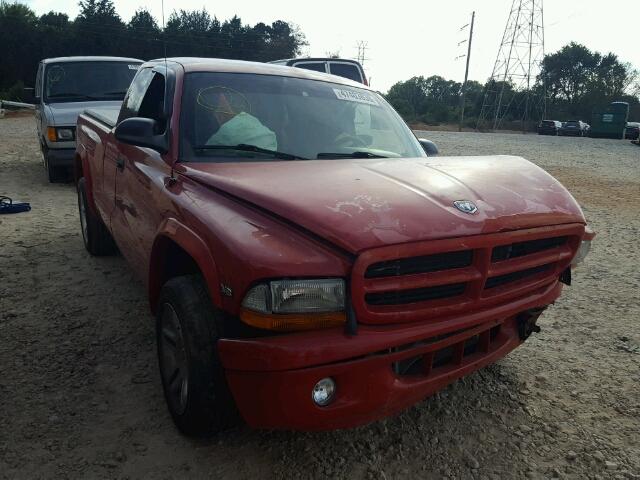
316;151;388;159
101;91;128;96
48;92;100;100
194;144;307;160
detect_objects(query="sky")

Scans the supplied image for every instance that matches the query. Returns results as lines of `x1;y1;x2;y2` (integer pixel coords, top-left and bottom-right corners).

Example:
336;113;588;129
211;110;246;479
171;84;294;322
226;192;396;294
24;0;640;92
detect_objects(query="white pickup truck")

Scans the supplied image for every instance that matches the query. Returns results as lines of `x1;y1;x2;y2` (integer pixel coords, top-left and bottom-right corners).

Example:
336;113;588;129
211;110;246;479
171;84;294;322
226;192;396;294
32;56;142;182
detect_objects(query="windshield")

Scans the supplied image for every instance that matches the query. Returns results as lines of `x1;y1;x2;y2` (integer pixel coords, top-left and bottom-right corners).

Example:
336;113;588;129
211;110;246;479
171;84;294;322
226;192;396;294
44;61;141;103
180;72;425;162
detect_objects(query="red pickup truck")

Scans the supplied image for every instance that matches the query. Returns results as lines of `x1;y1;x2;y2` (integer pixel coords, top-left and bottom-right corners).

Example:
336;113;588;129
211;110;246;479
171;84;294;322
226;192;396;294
75;58;594;436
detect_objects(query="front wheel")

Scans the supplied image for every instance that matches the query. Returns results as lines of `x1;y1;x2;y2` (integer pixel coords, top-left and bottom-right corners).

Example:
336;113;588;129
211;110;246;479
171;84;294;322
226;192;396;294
43;146;65;183
157;275;240;436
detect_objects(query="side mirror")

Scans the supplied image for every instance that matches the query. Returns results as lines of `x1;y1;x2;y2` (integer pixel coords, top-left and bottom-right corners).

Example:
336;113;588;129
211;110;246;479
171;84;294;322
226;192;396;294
418;138;439;157
23;87;36;104
114;117;168;153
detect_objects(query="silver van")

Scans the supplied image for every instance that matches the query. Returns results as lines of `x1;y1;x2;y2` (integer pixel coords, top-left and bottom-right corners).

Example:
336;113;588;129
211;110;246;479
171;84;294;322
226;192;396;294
33;56;142;182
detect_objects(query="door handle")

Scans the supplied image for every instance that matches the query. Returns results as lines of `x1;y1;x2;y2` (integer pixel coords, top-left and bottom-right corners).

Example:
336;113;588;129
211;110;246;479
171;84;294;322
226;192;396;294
116;156;125;171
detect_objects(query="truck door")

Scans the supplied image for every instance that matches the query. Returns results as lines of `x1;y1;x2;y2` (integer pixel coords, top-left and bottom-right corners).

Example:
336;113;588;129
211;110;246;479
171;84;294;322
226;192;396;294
110;69;172;281
100;67;154;232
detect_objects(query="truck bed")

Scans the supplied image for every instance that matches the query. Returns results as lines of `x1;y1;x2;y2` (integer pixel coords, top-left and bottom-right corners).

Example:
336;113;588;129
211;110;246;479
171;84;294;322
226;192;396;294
84;108;119;129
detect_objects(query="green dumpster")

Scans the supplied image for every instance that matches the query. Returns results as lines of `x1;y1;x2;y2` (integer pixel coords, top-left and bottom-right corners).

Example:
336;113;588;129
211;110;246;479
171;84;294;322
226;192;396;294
589;101;630;139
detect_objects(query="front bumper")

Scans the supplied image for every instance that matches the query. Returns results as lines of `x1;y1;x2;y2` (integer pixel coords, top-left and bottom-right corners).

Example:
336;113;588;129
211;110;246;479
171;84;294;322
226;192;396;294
46;147;75;168
218;281;562;431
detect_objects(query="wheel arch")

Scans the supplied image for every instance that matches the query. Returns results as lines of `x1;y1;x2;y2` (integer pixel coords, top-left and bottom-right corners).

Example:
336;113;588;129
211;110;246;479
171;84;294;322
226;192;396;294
74;148;84;186
75;144;99;215
149;219;222;314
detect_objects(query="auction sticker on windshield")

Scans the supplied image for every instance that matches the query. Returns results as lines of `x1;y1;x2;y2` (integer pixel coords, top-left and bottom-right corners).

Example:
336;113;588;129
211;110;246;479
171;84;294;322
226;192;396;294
333;88;378;106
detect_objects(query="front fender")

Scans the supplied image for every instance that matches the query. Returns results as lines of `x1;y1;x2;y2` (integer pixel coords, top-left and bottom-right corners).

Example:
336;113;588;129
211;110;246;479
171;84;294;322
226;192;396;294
149;218;222;313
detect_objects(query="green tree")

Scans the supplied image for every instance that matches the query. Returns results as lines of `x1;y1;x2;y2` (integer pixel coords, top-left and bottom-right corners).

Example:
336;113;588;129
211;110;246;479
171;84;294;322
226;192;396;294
39;12;73;59
540;42;638;120
540;43;599;104
386;77;429;120
127;8;162;59
0;2;39;90
74;0;126;56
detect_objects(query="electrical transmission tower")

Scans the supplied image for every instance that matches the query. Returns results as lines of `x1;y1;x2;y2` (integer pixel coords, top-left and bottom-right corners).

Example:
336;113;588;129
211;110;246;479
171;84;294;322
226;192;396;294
356;41;369;66
477;0;546;131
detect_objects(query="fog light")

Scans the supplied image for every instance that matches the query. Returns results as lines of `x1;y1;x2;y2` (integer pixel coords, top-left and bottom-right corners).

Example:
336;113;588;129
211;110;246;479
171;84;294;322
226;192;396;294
312;378;336;406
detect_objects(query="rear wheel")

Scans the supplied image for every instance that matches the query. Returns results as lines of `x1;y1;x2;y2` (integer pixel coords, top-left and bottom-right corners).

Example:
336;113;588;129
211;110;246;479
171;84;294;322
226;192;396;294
77;178;117;255
157;275;240;436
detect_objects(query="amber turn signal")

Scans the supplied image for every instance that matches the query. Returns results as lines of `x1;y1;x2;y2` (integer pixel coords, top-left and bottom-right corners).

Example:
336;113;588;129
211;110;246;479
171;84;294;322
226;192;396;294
47;127;57;142
239;308;346;332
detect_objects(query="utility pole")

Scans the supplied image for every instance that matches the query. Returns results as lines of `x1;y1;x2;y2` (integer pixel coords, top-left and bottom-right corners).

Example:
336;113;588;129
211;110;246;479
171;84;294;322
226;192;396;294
458;11;475;132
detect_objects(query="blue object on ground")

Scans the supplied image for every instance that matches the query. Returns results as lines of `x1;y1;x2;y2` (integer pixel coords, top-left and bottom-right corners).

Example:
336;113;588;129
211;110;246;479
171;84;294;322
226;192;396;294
0;196;31;214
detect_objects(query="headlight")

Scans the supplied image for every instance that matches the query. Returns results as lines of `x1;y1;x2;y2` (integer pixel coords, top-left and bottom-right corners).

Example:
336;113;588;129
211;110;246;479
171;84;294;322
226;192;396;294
571;239;591;267
243;279;345;314
56;128;74;141
240;279;346;331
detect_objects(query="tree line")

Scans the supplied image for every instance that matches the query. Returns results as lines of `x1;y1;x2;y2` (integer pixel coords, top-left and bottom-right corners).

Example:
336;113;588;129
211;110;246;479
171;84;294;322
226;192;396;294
386;42;639;129
0;0;306;98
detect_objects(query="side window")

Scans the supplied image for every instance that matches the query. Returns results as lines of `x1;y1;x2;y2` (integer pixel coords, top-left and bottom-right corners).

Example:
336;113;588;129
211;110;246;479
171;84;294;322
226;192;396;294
137;73;167;134
35;64;43;100
293;62;327;73
329;62;363;83
118;68;154;123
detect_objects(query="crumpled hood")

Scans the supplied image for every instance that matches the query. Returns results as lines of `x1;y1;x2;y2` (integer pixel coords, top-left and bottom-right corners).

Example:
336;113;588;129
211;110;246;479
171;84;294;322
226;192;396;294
181;156;585;254
46;101;122;126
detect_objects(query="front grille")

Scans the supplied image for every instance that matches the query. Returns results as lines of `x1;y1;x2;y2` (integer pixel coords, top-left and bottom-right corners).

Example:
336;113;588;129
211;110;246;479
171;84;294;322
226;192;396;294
365;283;466;306
365;250;473;278
491;236;567;262
352;225;583;323
393;324;503;376
484;264;552;289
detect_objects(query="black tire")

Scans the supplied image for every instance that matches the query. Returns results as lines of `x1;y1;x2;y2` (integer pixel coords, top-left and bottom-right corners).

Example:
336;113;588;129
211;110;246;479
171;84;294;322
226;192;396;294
77;178;117;256
156;275;240;436
43;145;66;183
47;162;66;183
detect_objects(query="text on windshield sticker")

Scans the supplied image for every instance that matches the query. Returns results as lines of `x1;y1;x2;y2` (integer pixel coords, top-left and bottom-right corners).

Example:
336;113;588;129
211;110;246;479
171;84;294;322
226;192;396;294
333;88;378;106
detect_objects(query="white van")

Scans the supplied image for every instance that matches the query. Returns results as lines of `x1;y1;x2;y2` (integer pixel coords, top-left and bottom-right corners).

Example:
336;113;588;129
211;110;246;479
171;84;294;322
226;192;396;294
33;56;142;182
268;58;368;85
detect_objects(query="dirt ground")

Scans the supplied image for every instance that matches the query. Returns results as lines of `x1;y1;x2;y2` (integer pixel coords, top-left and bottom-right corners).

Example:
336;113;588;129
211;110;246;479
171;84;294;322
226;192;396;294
1;115;639;480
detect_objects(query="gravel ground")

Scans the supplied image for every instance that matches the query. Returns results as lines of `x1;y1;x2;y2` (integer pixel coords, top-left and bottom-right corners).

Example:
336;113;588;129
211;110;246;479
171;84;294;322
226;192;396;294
1;115;639;480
